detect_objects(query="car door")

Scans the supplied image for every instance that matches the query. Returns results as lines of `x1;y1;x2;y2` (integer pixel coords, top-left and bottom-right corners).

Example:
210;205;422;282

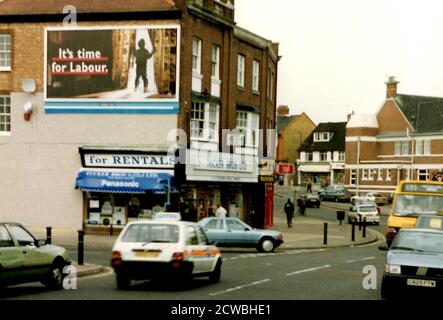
225;219;253;246
201;219;226;245
0;225;25;284
8;225;51;281
196;226;215;273
185;225;206;274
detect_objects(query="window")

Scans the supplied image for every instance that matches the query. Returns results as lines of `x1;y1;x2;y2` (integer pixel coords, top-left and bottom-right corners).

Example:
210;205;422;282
377;169;383;181
226;219;247;231
192;37;202;74
386;169;392;181
190;102;219;142
362;169;369;180
204;219;224;230
0;95;11;133
424;140;431;155
9;225;35;247
237;54;245;87
0;34;11;71
0;225;14;247
350;170;356;186
395;141;409;156
186;226;199;245
314;132;331;142
236;111;259;148
319;152;328;162
267;68;274;101
338;151;345;162
211;45;220;79
305;152;313;162
252;60;260;93
418;169;429;181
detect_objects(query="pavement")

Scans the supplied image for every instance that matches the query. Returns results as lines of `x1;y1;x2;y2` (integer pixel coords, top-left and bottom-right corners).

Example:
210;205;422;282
28;184;384;277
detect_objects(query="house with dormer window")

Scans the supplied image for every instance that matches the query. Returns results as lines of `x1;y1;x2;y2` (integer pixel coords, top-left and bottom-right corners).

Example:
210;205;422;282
297;122;347;186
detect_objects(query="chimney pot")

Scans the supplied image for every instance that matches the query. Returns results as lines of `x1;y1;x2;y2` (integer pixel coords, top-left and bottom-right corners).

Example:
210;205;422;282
385;76;399;99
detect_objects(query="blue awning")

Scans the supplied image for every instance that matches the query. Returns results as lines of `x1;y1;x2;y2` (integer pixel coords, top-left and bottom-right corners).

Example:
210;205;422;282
75;170;177;194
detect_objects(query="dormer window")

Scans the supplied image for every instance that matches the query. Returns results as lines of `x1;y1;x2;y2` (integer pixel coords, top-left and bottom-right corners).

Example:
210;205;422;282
314;132;331;142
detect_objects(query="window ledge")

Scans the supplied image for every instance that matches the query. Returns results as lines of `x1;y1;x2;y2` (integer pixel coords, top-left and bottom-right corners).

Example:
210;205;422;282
0;67;11;72
0;132;11;137
192;72;203;79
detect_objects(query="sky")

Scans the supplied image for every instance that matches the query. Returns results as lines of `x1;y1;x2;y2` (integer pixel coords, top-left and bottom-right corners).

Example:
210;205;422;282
235;0;443;124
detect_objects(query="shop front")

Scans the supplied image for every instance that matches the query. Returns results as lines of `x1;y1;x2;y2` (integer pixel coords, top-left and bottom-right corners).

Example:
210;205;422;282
76;148;178;233
181;149;264;227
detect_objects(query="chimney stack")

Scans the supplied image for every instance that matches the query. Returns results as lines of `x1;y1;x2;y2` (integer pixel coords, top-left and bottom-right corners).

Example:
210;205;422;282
385;76;399;99
277;105;289;117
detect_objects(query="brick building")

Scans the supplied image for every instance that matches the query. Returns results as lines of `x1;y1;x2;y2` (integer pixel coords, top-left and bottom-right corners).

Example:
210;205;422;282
345;77;443;196
0;0;279;232
276;105;316;186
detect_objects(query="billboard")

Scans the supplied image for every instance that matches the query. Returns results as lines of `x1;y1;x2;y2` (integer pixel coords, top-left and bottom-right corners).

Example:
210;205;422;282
44;26;180;114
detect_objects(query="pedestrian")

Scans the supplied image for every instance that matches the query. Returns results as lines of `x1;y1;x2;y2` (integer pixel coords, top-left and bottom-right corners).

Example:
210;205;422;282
307;179;313;193
297;196;306;216
215;203;227;218
284;199;295;227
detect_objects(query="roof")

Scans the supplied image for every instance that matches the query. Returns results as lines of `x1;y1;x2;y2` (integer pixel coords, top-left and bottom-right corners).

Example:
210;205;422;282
395;94;443;134
298;122;347;152
0;0;176;16
276;115;301;134
346;114;378;129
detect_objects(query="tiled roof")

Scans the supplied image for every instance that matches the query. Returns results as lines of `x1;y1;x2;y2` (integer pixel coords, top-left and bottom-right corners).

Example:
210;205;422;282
395;94;443;134
298;122;347;152
0;0;176;15
276;115;299;134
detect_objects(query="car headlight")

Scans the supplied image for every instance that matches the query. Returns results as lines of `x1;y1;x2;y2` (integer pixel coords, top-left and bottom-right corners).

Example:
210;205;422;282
385;264;401;274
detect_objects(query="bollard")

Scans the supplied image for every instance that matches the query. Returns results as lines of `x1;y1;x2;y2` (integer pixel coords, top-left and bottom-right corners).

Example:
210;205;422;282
46;226;52;245
358;215;362;231
110;223;113;236
78;230;85;266
323;223;328;245
351;223;355;242
362;218;367;238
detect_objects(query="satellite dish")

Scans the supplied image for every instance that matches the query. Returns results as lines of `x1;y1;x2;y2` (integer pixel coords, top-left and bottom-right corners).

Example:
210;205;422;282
22;78;36;93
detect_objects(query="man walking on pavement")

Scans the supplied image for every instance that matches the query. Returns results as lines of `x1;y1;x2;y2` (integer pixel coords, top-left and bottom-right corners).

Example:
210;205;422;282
284;199;295;227
215;203;227;218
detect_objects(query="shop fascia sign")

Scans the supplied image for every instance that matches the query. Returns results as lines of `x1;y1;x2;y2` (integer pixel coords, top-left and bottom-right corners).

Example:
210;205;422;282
187;149;256;173
83;153;175;169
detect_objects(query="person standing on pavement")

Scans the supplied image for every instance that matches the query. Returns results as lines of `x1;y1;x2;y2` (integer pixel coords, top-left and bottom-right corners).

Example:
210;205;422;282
307;179;313;193
215;204;227;218
284;199;295;227
297;196;306;216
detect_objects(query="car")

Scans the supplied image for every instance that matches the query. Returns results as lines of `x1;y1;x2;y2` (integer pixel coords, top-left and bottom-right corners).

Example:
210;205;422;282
111;212;222;289
298;193;321;208
381;228;443;299
317;185;352;203
197;217;283;253
0;222;70;289
351;193;388;205
415;215;443;231
347;202;380;225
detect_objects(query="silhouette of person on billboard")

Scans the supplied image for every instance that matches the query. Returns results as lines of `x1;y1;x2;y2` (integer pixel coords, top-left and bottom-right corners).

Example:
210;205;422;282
134;38;155;93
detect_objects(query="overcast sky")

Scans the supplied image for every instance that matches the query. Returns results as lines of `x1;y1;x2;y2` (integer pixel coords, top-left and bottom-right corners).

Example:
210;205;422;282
235;0;443;124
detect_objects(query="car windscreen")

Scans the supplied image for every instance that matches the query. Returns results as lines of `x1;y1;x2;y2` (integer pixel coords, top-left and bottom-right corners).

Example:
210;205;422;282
121;224;179;243
359;206;377;213
393;194;443;216
391;231;443;254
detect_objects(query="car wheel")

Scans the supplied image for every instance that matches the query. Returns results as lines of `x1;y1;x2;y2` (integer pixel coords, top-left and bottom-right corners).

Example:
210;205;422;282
116;272;131;290
209;260;222;284
45;260;65;290
258;237;275;253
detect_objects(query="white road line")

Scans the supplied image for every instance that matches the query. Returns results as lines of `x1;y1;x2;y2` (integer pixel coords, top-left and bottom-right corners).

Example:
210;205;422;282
286;264;331;277
209;279;271;296
345;256;376;264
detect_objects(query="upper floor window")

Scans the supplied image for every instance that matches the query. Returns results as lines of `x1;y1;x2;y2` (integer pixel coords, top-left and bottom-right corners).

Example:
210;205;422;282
237;54;245;88
192;37;202;74
236;111;259;148
305;152;313;162
338;151;345;162
395;141;409;156
314;132;331;142
415;140;431;156
190;101;219;142
211;45;221;80
0;95;11;133
252;60;260;93
0;35;11;71
319;151;328;162
267;67;274;101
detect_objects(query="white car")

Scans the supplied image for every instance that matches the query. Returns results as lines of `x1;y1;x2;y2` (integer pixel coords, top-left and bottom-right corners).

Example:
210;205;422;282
348;203;380;225
351;193;388;205
111;213;222;289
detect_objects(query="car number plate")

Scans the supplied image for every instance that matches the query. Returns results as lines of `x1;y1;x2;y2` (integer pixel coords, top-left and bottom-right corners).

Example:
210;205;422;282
135;251;160;258
407;278;436;288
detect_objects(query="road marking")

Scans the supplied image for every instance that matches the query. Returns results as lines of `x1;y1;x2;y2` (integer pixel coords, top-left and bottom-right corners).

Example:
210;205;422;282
345;256;375;264
209;279;271;296
286;264;331;277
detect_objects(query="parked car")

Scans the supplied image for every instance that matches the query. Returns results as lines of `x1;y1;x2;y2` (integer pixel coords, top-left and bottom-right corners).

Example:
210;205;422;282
298;193;321;208
415;215;443;231
381;228;443;299
348;202;380;225
0;222;70;289
111;213;222;289
317;185;352;202
351;193;388;205
197;217;283;253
